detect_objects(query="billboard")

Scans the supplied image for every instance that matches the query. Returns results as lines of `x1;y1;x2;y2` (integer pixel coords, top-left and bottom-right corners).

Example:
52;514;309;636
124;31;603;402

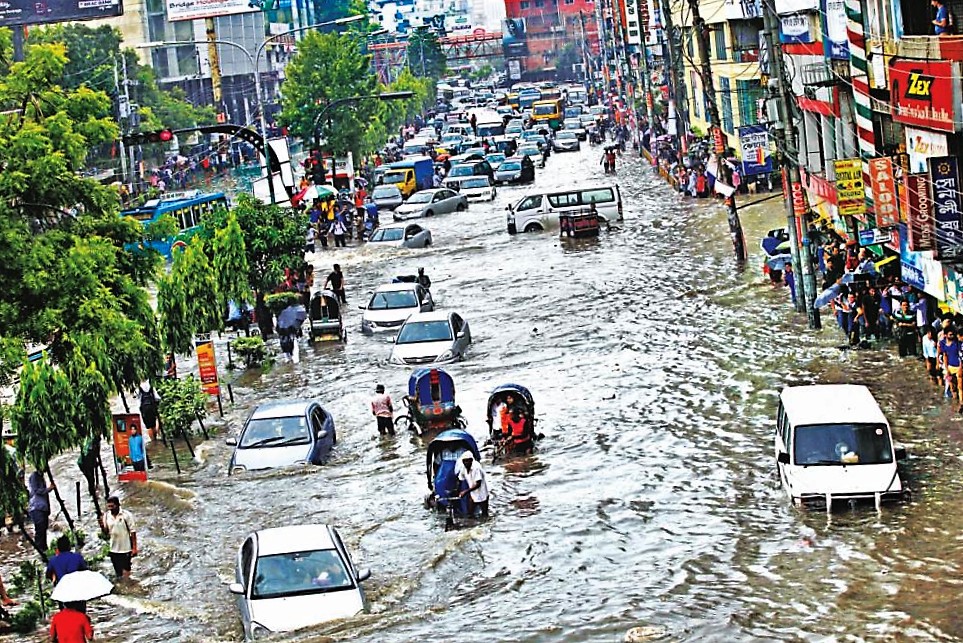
166;0;257;22
502;17;527;56
868;157;899;228
928;155;963;260
0;0;122;27
889;59;961;133
833;158;865;218
737;124;772;176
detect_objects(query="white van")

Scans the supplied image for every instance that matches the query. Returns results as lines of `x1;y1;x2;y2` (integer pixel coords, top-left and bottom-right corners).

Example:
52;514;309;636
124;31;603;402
507;185;623;234
775;384;907;510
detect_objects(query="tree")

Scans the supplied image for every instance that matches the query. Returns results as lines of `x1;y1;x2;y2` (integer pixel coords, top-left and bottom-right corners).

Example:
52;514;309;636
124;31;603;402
200;194;306;335
406;28;446;79
212;211;251;313
157;265;192;357
379;69;435;135
156;376;207;439
179;237;222;335
279;31;381;156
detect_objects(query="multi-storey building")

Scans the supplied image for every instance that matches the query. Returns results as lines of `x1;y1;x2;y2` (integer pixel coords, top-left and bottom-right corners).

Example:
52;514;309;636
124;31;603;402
502;0;599;79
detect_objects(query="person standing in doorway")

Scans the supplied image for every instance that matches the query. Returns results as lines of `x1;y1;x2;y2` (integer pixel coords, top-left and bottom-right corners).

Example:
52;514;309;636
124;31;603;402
371;385;395;436
324;264;347;304
100;496;137;580
27;470;54;553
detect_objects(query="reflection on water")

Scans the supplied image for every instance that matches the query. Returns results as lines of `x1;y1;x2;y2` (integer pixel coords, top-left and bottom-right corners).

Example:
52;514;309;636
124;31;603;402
8;147;963;642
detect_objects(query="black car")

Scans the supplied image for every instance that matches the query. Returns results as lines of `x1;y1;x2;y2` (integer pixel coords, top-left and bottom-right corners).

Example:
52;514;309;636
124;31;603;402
493;156;536;184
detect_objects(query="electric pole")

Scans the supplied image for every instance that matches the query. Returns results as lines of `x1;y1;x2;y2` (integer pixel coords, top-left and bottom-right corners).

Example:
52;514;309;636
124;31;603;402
657;0;683;150
761;0;820;328
688;0;747;264
113;59;129;186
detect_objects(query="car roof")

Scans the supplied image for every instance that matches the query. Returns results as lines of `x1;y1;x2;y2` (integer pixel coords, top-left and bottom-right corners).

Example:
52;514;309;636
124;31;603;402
249;399;315;420
404;310;453;323
779;385;888;426
414;188;446;196
254;524;336;556
374;281;420;293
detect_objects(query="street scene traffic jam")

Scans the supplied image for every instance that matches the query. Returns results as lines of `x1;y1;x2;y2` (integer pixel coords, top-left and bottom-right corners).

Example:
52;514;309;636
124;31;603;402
0;0;961;640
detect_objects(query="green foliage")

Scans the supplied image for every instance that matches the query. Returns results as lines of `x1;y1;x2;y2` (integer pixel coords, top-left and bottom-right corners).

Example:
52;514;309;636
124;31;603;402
156;376;207;437
406;28;446;79
379;69;436;136
470;65;494;82
279;31;380;156
200;194;307;298
157;265;192;357
231;336;266;368
8;559;54;633
212;211;251;311
11;359;76;471
264;292;300;315
179;237;222;334
0;442;25;522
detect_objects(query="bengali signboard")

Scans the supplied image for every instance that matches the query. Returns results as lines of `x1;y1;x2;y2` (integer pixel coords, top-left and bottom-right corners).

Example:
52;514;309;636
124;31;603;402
0;0;122;27
834;158;866;218
889;60;961;133
904;173;934;251
928;155;963;260
195;335;221;396
779;13;815;43
822;0;849;59
737;124;773;176
868;157;899;227
166;0;256;22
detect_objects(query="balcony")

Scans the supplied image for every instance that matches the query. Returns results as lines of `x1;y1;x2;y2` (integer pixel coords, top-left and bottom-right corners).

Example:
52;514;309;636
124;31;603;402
800;60;850;87
897;35;963;61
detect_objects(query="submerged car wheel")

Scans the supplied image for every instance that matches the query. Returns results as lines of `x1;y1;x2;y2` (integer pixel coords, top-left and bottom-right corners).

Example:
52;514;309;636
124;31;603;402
524;223;542;233
425;209;434;217
456;203;467;212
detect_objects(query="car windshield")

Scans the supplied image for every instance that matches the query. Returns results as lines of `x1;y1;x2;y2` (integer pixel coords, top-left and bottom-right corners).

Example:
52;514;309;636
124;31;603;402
486;154;505;164
449;165;474;177
580;115;594;122
252;549;353;599
564;122;581;129
406;192;433;204
533;104;556;116
506;124;522;132
558;132;577;139
461;178;489;188
793;423;894;465
499;162;521;171
372;187;399;198
368;290;418;310
239;416;311;449
397;320;453;344
370;228;404;242
519;147;539;155
382;171;406;183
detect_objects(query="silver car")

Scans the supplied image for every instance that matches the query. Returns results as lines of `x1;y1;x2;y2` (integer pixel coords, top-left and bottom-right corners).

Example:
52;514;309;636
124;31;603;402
393;188;468;221
371;185;403;211
388;310;472;365
367;223;432;248
227;400;336;475
552;131;581;152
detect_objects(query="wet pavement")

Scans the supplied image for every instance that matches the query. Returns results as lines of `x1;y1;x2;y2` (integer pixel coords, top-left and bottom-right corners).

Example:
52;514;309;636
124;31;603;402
6;144;963;642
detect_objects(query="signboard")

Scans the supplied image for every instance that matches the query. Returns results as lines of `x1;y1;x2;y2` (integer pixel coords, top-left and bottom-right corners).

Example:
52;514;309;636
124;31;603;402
904;126;948;173
712;126;726;155
502;18;527;56
166;0;256;22
823;0;849;59
774;0;818;12
737;124;773;176
868;157;899;227
899;223;946;298
889;60;961;133
858;228;892;246
195;335;220;396
928;155;963;259
725;0;761;19
507;59;522;81
0;0;122;27
833;158;866;217
904;173;934;251
112;414;147;483
780;14;815;43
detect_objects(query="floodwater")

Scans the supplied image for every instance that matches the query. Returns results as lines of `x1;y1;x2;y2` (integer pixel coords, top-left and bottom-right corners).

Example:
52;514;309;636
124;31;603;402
7;144;963;642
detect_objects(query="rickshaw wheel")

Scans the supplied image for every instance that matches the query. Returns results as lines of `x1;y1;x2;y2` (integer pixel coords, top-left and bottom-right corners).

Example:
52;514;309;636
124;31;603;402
394;415;412;432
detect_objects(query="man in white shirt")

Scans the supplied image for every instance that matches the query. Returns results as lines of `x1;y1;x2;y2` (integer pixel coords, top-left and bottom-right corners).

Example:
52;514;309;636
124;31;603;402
456;452;489;517
100;495;137;580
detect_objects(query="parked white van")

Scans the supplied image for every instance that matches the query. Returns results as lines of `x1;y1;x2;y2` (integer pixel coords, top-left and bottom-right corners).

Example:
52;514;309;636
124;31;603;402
506;185;623;234
775;384;907;510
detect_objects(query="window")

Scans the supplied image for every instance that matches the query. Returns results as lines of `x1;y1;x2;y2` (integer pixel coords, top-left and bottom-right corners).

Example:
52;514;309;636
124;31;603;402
516;195;543;211
565;0;575;4
535;0;545;6
548;192;579;207
714;25;727;61
737;79;763;126
520;1;530;8
730;20;761;62
241;538;254;584
582;188;614;203
718;77;733;133
685;27;694;58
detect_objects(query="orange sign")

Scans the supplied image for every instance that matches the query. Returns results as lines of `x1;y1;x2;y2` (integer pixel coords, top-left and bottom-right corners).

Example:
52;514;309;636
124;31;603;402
869;157;899;227
195;335;220;396
112;414;147;482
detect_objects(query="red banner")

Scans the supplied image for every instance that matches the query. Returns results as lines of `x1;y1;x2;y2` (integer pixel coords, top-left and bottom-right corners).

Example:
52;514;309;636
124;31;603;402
195;336;220;396
904;173;935;251
712;127;726;155
869;157;899;227
889;59;961;133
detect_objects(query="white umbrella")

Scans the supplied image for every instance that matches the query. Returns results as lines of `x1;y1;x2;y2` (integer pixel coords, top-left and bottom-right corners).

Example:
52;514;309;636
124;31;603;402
51;570;114;602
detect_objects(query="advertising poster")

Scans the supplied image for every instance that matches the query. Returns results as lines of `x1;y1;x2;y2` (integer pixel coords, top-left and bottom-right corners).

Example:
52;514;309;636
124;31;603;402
502;18;527;56
899;223;946;298
904;172;934;251
737;124;773;176
780;14;814;43
928;155;963;260
904;126;949;173
833;158;866;218
889;60;961;133
868;157;899;227
822;0;849;59
112;414;147;482
195;335;221;396
0;0;122;27
166;0;256;22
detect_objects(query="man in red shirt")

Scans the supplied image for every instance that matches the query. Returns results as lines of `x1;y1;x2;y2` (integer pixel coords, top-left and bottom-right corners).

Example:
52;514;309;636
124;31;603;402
50;602;93;642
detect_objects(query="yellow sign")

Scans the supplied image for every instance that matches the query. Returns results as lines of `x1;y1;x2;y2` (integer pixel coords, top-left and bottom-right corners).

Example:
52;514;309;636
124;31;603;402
834;158;866;217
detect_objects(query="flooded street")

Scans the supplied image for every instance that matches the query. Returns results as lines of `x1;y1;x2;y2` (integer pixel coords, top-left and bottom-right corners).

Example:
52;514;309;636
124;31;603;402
11;146;963;642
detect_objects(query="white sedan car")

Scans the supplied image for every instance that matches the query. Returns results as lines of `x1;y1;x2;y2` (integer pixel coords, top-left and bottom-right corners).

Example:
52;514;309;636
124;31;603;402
458;176;497;201
367;223;432;248
361;282;434;334
388;310;471;365
230;524;370;640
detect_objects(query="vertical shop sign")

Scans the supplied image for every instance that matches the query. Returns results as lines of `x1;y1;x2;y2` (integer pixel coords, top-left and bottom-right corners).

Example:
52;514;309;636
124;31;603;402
195;334;221;396
904;173;934;251
868;157;899;227
928;156;963;260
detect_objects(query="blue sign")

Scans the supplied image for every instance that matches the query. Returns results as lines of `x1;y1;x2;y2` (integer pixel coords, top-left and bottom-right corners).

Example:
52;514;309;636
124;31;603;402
928;155;963;260
737;124;773;176
898;223;926;291
822;0;850;60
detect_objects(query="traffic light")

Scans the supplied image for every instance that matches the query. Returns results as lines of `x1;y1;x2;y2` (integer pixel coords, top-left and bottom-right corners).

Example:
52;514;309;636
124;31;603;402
123;129;174;146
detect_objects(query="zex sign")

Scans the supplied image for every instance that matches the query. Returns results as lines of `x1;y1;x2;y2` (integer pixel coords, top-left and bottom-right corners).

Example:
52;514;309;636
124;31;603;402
889;59;962;133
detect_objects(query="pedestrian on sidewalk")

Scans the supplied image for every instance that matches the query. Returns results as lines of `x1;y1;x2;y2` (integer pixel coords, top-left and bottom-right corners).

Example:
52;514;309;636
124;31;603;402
371;385;395;436
100;496;137;580
27;470;54;553
138;382;160;440
923;327;941;385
